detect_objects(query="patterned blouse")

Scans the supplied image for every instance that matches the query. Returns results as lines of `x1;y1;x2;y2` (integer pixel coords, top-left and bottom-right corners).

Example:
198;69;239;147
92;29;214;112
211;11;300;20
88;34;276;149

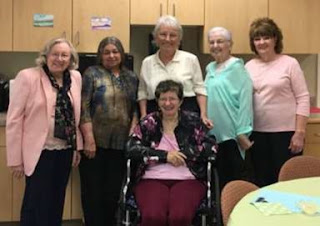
81;65;138;150
127;110;217;184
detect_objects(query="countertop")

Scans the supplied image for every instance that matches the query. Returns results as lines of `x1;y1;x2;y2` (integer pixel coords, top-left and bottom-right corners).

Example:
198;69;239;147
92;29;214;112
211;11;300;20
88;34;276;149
308;113;320;123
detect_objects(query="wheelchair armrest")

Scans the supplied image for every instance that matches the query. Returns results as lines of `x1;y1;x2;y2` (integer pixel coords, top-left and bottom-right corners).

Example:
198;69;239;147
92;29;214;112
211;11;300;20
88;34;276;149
207;154;216;163
122;159;131;204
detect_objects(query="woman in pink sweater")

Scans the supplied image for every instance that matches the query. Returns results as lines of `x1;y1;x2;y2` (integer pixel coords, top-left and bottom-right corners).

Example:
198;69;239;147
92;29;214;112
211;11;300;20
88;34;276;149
245;18;310;187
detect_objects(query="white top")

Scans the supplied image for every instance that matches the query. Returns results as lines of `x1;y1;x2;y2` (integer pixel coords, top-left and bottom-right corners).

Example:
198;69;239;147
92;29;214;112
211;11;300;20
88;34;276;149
138;50;206;100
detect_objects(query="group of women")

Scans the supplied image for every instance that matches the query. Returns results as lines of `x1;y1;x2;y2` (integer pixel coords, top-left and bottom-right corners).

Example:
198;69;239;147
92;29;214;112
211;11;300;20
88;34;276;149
6;14;309;226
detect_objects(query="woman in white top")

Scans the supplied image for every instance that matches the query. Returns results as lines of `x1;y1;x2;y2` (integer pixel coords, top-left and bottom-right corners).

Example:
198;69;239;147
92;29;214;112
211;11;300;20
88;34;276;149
138;15;213;128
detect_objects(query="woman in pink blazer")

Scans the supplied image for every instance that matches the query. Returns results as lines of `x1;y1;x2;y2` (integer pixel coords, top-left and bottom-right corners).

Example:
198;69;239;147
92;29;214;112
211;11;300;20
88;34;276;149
6;38;83;226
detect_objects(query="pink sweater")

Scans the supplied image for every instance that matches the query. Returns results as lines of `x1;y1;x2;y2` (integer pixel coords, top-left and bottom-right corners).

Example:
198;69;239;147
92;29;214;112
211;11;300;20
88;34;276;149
245;55;310;132
143;133;195;180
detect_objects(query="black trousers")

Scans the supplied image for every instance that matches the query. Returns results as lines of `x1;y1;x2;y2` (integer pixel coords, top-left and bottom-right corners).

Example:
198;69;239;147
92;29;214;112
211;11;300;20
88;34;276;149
79;147;125;226
20;149;73;226
250;131;302;187
216;139;247;190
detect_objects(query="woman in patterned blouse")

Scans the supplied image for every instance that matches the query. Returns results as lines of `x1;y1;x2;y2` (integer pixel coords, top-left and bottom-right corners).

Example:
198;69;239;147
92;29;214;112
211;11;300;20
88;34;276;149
127;80;217;226
79;36;138;226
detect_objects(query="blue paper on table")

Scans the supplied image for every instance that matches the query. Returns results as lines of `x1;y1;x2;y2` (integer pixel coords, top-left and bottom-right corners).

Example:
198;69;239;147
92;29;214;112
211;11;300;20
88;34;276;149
252;189;320;213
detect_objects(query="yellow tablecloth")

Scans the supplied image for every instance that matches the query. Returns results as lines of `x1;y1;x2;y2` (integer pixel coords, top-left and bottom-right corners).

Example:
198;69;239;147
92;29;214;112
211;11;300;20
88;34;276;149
228;177;320;226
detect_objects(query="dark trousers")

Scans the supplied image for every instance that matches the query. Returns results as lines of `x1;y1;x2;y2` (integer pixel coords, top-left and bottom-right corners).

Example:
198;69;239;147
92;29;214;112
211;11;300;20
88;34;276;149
250;131;302;187
216;139;246;190
79;148;125;226
20;149;73;226
134;179;206;226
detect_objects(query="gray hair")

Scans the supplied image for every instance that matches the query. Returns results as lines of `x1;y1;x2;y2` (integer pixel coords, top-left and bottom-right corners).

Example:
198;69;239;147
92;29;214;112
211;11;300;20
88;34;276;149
208;27;232;42
97;36;126;69
35;38;79;70
153;15;183;40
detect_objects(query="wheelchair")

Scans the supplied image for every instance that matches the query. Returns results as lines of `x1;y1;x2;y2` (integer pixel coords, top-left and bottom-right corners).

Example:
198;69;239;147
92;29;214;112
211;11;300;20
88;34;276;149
119;154;222;226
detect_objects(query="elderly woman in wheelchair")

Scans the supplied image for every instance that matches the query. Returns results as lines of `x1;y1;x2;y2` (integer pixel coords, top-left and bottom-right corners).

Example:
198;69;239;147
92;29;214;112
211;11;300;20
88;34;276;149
123;80;218;226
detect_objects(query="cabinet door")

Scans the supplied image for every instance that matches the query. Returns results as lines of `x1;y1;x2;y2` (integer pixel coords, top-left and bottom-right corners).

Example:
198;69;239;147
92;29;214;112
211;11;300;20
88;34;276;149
168;0;204;25
13;0;72;51
304;123;320;158
203;0;268;54
304;143;320;158
71;168;82;219
73;0;130;53
0;147;12;221
131;0;166;25
0;0;13;51
269;0;320;53
12;177;24;221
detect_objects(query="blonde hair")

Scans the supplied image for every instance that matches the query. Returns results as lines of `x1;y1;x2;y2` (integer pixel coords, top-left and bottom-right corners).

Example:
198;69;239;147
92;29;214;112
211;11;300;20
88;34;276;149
35;38;79;70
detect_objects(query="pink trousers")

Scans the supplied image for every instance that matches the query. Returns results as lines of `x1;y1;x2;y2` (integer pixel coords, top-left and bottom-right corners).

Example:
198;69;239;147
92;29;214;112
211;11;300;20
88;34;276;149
134;179;206;226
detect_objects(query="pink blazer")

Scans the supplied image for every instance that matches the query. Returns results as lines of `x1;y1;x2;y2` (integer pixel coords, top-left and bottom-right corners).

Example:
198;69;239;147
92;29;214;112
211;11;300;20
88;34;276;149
6;67;83;176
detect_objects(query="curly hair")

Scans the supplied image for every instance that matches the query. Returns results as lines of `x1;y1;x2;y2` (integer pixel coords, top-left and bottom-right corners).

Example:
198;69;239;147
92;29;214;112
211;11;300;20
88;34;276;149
249;17;283;54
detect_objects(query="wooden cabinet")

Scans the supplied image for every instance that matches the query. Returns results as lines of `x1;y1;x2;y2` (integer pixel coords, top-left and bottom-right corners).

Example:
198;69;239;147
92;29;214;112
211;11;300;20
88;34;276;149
304;120;320;158
0;127;12;221
71;168;83;219
12;0;130;53
13;0;72;52
202;0;268;54
0;0;13;51
73;0;130;53
0;149;12;221
11;177;24;221
269;0;320;53
130;0;204;25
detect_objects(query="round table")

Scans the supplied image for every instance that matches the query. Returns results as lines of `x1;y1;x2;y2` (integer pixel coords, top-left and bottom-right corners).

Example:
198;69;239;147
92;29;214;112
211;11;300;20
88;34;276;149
228;177;320;226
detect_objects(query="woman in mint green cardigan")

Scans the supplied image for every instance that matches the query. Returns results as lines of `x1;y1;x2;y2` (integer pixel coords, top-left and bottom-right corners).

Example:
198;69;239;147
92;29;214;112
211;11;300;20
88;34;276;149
205;26;253;189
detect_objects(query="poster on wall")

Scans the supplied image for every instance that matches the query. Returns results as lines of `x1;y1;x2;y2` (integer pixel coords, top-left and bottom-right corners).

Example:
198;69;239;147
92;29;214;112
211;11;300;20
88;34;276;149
33;14;54;27
91;16;111;30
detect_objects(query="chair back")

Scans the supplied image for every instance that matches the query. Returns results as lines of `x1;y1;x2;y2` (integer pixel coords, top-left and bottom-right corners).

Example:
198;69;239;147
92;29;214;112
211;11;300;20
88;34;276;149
278;155;320;181
221;180;258;226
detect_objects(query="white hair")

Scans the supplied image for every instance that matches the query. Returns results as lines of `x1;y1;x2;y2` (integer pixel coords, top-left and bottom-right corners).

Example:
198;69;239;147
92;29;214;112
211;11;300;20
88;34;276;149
153;15;183;40
208;27;232;41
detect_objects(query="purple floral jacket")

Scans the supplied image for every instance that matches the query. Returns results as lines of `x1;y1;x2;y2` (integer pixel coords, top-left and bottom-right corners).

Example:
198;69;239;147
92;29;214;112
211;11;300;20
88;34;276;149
126;110;217;185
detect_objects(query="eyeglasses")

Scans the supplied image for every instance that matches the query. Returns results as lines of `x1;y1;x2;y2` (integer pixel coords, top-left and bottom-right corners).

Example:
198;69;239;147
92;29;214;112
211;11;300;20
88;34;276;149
209;39;228;45
158;97;180;102
158;32;179;40
49;53;71;60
